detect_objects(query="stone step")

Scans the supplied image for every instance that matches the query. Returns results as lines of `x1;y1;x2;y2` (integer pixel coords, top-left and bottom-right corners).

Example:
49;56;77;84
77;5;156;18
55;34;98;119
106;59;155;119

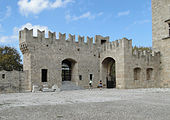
61;81;84;91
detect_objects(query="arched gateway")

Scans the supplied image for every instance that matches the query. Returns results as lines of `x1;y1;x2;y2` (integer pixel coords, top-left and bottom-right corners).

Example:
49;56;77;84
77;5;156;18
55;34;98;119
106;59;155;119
62;59;77;82
102;57;116;88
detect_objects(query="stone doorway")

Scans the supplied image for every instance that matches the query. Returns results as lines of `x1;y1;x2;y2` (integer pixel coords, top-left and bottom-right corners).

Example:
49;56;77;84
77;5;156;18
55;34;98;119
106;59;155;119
62;59;77;82
102;57;116;88
62;60;71;81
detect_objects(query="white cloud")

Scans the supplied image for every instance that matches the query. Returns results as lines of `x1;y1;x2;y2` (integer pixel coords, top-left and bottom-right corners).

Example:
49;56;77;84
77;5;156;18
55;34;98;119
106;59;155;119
0;23;49;46
117;10;130;17
0;31;18;45
19;23;49;36
0;36;8;43
0;24;1;28
51;0;73;8
133;20;150;25
18;0;74;16
0;23;50;59
66;11;103;22
97;12;104;16
125;19;151;31
5;6;11;17
0;35;17;44
0;6;11;21
72;12;94;21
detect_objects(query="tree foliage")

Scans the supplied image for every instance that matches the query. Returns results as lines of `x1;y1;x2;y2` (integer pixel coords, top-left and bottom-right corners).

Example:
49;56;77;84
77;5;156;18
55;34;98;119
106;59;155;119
0;46;23;71
133;46;152;53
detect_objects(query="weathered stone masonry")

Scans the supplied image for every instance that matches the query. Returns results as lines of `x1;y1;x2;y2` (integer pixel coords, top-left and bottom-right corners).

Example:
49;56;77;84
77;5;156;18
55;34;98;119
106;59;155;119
152;0;170;87
0;70;28;93
0;0;169;93
16;28;160;91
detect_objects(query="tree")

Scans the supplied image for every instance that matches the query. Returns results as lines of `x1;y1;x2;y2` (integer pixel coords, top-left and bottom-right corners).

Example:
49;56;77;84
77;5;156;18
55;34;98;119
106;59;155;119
0;46;23;71
133;46;152;53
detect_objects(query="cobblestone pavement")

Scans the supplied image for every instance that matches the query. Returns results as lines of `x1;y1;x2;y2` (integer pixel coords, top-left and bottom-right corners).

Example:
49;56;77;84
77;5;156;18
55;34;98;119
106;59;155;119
0;88;170;120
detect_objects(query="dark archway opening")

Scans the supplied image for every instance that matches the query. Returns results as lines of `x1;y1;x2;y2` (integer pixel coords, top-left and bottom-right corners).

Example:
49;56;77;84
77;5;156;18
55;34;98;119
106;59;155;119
134;67;141;81
62;60;72;81
42;69;48;82
62;59;77;82
146;68;153;80
102;57;116;88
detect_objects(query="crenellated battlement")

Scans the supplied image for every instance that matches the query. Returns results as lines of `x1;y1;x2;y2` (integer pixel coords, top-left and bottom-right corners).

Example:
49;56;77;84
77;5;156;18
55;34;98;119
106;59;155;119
20;28;133;51
59;32;66;40
78;35;85;44
68;34;75;42
101;38;132;52
37;30;45;38
20;28;133;44
48;31;56;40
19;28;134;55
19;28;96;45
132;49;160;62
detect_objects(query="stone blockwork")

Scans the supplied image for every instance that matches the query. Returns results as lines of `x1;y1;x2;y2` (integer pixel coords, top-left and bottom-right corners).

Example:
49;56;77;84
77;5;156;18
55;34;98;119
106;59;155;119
100;38;160;89
17;27;161;91
152;0;170;87
1;0;169;93
0;70;28;93
19;29;102;90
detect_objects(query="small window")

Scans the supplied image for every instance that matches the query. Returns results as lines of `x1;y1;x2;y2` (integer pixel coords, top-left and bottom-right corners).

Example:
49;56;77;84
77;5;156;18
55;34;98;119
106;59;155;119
169;23;170;36
146;68;153;80
79;75;82;80
98;54;100;58
90;74;93;80
134;68;141;80
42;69;47;82
2;74;5;79
101;40;106;45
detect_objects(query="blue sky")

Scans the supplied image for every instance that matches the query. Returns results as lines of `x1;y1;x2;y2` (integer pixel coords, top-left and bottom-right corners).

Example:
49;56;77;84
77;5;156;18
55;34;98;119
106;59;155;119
0;0;152;55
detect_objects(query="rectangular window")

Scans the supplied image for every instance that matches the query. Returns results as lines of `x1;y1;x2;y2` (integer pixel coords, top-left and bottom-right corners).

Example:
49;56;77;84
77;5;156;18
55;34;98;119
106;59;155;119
42;69;47;82
2;74;5;79
146;68;153;80
168;23;170;36
101;40;106;45
79;75;82;80
134;68;141;81
90;74;93;80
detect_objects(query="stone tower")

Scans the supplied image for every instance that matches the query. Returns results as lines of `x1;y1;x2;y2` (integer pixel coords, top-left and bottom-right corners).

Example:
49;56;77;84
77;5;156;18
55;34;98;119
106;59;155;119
152;0;170;87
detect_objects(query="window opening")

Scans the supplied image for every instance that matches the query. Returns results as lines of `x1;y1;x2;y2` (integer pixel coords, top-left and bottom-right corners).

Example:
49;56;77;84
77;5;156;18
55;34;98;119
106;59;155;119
42;69;47;82
2;74;5;79
101;40;106;45
134;68;141;80
79;75;82;80
90;74;93;80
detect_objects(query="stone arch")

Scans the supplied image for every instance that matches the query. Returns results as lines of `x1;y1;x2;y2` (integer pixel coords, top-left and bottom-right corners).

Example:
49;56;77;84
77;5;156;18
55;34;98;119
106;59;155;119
102;57;116;88
134;67;141;81
61;58;78;82
146;68;153;80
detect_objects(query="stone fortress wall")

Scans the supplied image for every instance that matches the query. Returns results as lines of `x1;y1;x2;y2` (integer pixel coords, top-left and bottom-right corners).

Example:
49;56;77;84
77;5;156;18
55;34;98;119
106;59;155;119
0;70;28;93
152;0;170;87
16;28;160;92
0;30;161;93
100;36;160;89
0;0;168;93
19;29;101;91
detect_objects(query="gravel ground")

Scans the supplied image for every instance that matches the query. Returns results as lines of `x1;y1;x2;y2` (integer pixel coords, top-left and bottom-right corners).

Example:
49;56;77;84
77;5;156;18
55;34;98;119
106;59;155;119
0;88;170;120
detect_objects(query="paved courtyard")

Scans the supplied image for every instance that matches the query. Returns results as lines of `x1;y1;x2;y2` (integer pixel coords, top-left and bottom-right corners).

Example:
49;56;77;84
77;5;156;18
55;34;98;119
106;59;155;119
0;88;170;120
